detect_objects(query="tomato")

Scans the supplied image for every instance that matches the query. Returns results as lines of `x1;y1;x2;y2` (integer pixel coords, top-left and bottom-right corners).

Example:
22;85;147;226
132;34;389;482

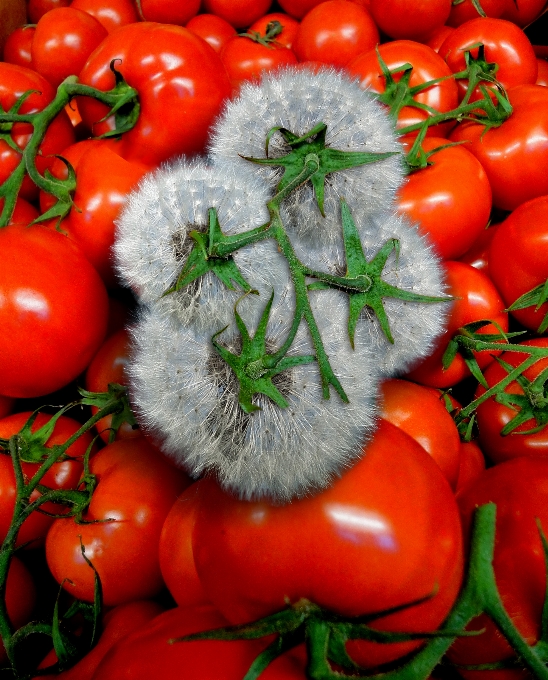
31;7;108;90
137;0;200;25
0;557;36;664
0;411;96;548
292;0;379;68
501;0;547;26
368;0;452;41
424;24;454;53
346;40;459;138
449;85;548;211
406;260;509;388
448;457;548;673
537;57;548;86
201;0;273;29
159;483;211;609
36;600;165;680
27;0;70;23
40;139;149;286
2;196;40;226
248;12;300;50
458;222;500;273
85;328;141;443
380;377;461;488
185;13;236;53
221;36;298;92
447;0;507;26
488;194;548;333
70;0;138;33
397;136;492;260
192;420;463;669
276;0;325;19
439;18;537;102
45;438;191;606
474;338;548;464
0;63;75;203
0;223;109;399
77;23;232;167
2;25;35;68
455;439;486;494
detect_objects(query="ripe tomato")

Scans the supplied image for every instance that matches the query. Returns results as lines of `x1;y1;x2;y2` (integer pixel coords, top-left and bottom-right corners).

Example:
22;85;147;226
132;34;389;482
447;0;507;26
70;0;138;33
248;12;300;50
27;0;70;23
449;85;548;211
537;57;548;86
0;63;75;202
31;7;108;90
368;0;452;41
424;24;454;53
2;196;39;226
501;0;547;26
474;338;548;464
90;605;307;680
380;378;461;488
397;136;492;260
0;557;36;664
2;25;35;68
448;457;548;672
488;194;548;333
45;438;191;606
192;420;463;669
276;0;325;19
347;40;459;138
455;439;486;494
406;260;509;388
439;18;537;102
201;0;273;29
77;23;232;166
137;0;200;25
0;223;109;398
0;411;96;548
185;13;236;53
292;0;379;68
458;222;500;274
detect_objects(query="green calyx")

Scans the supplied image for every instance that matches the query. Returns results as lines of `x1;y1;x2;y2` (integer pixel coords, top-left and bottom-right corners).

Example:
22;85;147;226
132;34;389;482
239;20;285;48
505;277;548;334
494;358;548;436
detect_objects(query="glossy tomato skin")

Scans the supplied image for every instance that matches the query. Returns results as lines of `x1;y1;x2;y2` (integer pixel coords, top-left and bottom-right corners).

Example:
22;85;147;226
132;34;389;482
455;439;486;494
406;261;509;388
448;457;548;671
32;7;108;90
138;0;200;25
447;0;507;26
185;13;236;53
193;420;463;668
0;223;109;399
439;18;537;102
70;0;139;33
368;0;452;41
90;605;307;680
397;136;492;260
458;222;500;274
77;23;232;167
501;0;547;26
347;40;459;138
248;13;300;50
201;0;273;29
0;63;75;202
293;0;379;68
475;339;548;464
3;26;35;68
45;438;192;606
488;195;548;333
276;0;325;19
380;378;461;488
449;85;548;211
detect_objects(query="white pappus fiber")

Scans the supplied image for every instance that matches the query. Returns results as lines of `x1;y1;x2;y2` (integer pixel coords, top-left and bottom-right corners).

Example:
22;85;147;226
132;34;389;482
128;289;382;503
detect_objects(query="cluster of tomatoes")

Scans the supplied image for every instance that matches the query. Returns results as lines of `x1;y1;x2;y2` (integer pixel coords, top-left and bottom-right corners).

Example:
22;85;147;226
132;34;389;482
1;0;548;678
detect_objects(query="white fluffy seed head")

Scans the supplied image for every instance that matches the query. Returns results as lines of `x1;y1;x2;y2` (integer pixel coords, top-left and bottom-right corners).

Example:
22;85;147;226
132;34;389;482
128;288;381;503
209;66;405;249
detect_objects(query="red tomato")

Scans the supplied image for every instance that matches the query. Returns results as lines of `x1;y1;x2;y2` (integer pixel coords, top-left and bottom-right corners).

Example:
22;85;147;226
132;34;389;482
137;0;200;25
185;13;236;53
0;223;109;398
439;18;537;102
159;483;211;609
458;222;500;273
70;0;139;33
447;0;507;26
347;40;459;138
0;63;75;203
424;24;454;53
2;196;39;226
448;457;548;671
85;328;141;443
292;0;379;68
276;0;325;19
192;420;463;669
248;12;300;50
474;338;548;464
32;7;108;90
501;0;547;26
45;438;191;606
90;605;307;680
368;0;452;41
537;57;548;86
397;136;492;260
449;85;548;211
455;439;486;494
380;378;461;488
488;195;548;333
220;35;298;91
0;411;96;548
27;0;70;23
406;260;509;388
77;23;232;167
201;0;273;29
2;26;35;68
0;557;36;664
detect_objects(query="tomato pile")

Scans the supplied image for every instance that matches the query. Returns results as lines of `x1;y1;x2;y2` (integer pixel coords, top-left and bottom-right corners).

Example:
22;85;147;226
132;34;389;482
1;0;548;678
